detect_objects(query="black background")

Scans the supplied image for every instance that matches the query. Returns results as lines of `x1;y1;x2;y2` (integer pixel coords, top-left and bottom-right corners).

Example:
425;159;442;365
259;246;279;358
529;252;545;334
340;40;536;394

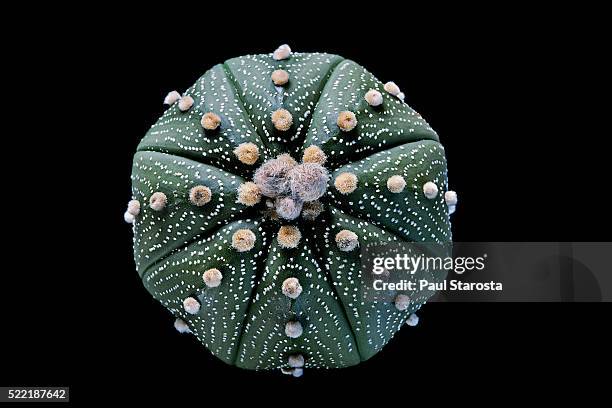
1;8;609;403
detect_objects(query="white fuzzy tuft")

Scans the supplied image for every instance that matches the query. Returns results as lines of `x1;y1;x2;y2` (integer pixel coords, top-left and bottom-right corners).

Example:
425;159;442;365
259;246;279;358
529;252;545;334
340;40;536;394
149;192;167;211
282;277;302;299
275;197;303;220
336;111;357;132
231;229;256;252
364;89;383;106
285;321;303;338
444;190;458;206
384;81;401;96
174;318;191;333
448;205;456;215
127;199;140;216
203;268;223;288
178;95;194;111
292;368;304;378
423;182;439;199
406;313;419;327
397;92;405;102
183;297;200;315
273;44;292;60
163;90;181;105
386;175;406;193
335;229;359;252
288;354;305;368
394;294;410;311
288;163;329;202
124;211;135;224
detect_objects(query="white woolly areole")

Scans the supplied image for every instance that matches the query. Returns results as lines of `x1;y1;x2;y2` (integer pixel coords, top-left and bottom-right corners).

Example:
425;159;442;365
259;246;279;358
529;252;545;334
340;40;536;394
364;89;383;106
285;321;303;338
337;111;357;132
288;354;305;368
237;182;262;206
273;44;292;60
386;175;406;193
423;181;439;199
271;108;293;131
277;225;302;249
183;297;200;315
282;277;303;299
201;112;221;130
335;230;359;252
406;313;419;327
189;185;212;206
292;368;304;378
254;158;294;198
334;172;358;195
448;205;456;215
127;199;140;216
302;145;327;165
163;90;181;105
384;81;401;96
178;95;194;111
301;200;323;220
231;229;256;252
397;92;405;102
288;163;329;202
394;294;410;311
149;192;167;211
271;69;289;86
203;268;223;288
124;211;135;224
233;142;259;165
275;197;303;220
444;190;458;206
174;318;191;334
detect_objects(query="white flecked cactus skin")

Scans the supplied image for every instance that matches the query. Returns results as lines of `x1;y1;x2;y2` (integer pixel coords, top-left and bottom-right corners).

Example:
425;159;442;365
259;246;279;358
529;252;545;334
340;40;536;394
127;46;456;374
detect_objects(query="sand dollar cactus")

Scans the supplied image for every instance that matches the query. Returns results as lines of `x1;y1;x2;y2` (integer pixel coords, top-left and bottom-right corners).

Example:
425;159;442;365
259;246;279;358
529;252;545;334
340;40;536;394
127;45;457;375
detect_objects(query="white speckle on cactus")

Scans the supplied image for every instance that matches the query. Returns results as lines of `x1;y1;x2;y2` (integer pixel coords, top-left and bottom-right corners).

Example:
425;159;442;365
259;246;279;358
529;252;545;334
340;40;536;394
231;229;256;252
288;354;305;368
336;111;357;132
183;297;200;315
423;181;439;199
364;89;383;106
386;175;406;193
292;368;304;377
237;182;262;206
275;196;302;220
201;112;221;130
271;108;293;131
334;172;358;195
149;192;167;211
383;81;401;96
127;199;140;216
124;211;135;224
163;90;181;105
285;321;303;338
174;318;191;334
233;142;259;165
203;268;223;288
301;200;323;221
189;185;212;206
335;229;359;252
178;95;194;111
397;92;405;102
406;313;419;327
444;190;458;206
281;277;302;299
288;163;329;201
394;294;410;311
277;225;301;249
272;44;291;60
271;69;289;86
302;145;327;165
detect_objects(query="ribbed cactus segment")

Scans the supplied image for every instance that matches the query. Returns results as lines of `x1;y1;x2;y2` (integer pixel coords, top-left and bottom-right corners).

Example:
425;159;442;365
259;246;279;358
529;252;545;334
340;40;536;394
129;49;455;373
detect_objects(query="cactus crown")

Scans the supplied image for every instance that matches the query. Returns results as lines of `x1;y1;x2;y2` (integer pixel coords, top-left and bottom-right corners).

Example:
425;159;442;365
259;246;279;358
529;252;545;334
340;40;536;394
127;45;456;375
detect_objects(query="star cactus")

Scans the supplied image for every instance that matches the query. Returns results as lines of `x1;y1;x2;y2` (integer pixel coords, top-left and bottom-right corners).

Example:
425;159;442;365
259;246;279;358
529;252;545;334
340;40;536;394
125;44;457;377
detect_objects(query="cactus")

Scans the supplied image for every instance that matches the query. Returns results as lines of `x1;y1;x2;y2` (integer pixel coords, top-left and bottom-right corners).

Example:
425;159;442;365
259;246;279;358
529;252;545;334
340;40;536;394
126;45;457;376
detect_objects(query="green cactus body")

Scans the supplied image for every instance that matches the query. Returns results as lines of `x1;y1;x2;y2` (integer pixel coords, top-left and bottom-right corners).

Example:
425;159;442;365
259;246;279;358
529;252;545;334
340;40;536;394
127;45;456;375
